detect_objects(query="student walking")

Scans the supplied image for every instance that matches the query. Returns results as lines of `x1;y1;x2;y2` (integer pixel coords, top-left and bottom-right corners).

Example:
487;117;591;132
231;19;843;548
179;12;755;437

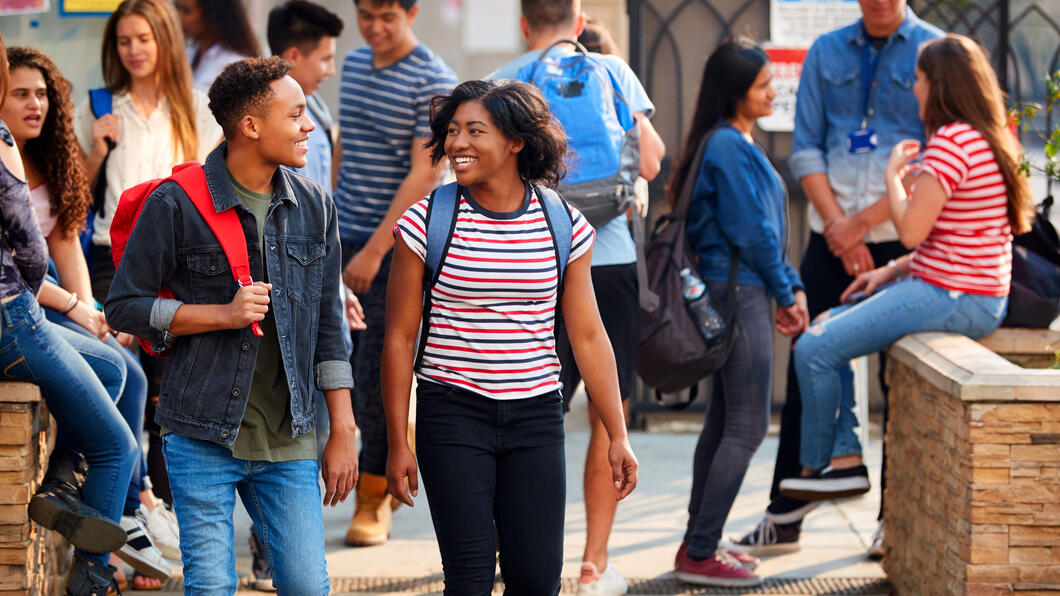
489;3;664;592
780;34;1032;504
0;35;138;596
384;79;638;596
106;57;358;595
175;0;261;93
672;40;809;588
334;0;457;547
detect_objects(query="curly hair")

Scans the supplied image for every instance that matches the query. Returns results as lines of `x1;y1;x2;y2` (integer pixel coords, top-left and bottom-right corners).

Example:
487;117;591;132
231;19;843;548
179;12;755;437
208;57;292;139
7;47;90;239
426;80;569;188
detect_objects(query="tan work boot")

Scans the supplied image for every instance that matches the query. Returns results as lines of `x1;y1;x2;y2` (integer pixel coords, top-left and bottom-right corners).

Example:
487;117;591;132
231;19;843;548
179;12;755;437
345;472;393;546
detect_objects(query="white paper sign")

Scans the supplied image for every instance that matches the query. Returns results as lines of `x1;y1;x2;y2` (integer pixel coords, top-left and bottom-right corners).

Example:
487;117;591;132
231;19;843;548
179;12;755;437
770;0;862;48
757;48;808;132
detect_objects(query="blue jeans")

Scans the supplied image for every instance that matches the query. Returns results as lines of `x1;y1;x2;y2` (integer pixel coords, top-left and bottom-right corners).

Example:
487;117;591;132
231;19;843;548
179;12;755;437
46;309;150;513
684;284;773;558
795;278;1007;470
0;291;138;567
416;381;566;596
161;433;329;595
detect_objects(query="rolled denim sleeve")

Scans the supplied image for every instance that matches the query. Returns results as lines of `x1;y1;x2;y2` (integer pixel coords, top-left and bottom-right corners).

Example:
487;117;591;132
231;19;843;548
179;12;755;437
105;187;181;351
314;194;354;391
789;42;829;181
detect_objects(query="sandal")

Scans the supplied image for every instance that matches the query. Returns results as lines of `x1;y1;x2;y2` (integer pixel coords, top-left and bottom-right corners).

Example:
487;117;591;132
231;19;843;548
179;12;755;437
131;573;164;591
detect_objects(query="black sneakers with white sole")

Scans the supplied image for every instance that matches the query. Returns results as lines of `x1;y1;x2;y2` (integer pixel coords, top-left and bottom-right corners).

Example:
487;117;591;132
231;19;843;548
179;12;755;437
778;465;871;501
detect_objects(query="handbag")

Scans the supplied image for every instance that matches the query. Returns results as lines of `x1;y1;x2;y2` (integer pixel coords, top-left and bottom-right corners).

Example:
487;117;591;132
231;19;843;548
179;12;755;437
636;127;740;394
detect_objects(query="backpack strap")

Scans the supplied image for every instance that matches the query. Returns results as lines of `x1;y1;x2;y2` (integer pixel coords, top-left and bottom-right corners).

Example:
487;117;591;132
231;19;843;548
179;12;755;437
533;184;573;289
169;164;264;338
89;88;113;119
414;182;461;370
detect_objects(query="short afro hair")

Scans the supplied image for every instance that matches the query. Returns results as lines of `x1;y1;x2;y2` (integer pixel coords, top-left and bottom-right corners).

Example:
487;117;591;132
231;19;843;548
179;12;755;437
208;56;291;139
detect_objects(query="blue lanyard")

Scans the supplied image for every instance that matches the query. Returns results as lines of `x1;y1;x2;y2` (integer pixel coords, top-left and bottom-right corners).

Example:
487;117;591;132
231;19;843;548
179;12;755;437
860;25;883;128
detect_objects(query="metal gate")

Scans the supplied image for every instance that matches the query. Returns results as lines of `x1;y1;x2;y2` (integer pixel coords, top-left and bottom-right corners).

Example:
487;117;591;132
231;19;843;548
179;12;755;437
625;0;1060;426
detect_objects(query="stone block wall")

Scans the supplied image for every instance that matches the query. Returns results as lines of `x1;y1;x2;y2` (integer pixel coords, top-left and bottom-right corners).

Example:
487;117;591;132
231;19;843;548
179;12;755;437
884;331;1060;596
0;382;69;596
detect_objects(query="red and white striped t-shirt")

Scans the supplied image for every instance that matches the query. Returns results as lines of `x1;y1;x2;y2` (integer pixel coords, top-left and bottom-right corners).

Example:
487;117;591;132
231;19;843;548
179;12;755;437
911;122;1012;296
394;188;594;400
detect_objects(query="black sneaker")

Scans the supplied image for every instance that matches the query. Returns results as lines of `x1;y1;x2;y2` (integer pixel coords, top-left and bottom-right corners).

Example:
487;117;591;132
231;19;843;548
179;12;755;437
765;495;821;525
727;516;802;556
29;449;127;553
778;465;871;501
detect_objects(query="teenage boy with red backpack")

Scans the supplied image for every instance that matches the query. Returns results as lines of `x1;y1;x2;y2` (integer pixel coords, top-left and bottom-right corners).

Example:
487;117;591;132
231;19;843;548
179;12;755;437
105;57;357;594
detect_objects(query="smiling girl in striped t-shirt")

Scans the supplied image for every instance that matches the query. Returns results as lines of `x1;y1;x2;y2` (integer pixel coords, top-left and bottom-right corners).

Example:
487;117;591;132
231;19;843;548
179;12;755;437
779;34;1034;502
381;79;638;594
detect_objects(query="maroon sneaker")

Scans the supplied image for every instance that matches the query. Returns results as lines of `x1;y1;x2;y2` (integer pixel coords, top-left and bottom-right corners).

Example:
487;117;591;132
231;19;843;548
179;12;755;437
675;549;763;587
720;547;760;570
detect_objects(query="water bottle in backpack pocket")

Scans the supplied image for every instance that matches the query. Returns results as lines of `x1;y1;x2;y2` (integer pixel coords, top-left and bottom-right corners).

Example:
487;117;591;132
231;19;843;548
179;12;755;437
679;268;725;346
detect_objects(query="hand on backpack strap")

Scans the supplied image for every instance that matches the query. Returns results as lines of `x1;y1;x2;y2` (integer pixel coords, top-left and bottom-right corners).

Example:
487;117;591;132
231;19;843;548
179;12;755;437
227;282;272;330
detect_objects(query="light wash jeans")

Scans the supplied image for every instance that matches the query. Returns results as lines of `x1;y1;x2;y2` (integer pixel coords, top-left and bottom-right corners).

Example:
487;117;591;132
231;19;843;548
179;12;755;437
795;278;1007;470
0;291;138;567
161;433;329;596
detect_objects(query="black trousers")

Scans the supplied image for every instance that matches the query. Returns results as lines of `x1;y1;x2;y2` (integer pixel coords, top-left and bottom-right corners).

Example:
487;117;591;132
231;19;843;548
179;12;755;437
768;232;908;521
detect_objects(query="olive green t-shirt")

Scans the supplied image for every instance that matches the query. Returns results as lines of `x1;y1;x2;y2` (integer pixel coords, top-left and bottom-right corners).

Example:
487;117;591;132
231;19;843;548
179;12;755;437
227;168;315;462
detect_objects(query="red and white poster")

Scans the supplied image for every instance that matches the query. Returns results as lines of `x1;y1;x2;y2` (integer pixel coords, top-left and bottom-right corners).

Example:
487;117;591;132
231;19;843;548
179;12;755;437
758;47;808;132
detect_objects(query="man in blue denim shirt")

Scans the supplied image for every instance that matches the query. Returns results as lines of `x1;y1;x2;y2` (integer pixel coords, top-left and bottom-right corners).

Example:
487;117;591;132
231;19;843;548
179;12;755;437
106;58;357;594
730;0;941;558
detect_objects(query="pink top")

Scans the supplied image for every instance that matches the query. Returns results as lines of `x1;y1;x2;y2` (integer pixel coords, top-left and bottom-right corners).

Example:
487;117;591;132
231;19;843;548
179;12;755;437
911;122;1011;296
29;183;57;239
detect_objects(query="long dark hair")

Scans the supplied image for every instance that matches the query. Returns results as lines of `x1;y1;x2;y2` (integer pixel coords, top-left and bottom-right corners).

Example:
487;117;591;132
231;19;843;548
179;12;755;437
426;80;570;188
7;48;90;239
917;34;1033;234
668;39;768;207
195;0;261;60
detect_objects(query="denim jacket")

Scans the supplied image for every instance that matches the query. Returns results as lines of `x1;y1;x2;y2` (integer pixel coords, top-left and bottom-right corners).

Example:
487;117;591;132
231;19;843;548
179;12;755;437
105;143;353;446
0;121;49;301
789;8;942;243
686;125;803;307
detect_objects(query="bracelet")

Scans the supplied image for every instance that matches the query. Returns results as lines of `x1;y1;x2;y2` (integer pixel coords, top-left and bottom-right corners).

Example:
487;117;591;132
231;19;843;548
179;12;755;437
887;259;900;276
61;292;78;315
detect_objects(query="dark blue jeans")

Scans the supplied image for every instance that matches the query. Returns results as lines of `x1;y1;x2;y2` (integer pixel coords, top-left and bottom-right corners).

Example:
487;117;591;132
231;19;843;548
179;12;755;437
684;284;773;559
415;381;565;596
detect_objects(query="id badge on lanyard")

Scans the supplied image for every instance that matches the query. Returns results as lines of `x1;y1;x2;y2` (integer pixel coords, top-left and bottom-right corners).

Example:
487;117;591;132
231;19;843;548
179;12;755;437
847;31;881;155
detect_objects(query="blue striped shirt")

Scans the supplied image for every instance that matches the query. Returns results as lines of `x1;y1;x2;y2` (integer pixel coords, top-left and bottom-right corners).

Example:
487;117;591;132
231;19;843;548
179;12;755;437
335;44;457;243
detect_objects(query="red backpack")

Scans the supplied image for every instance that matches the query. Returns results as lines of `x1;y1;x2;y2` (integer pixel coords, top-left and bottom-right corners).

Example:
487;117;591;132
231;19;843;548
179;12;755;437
110;161;263;356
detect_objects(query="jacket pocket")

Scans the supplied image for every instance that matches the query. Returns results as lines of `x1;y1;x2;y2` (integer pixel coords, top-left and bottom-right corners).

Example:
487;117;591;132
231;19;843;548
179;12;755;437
284;240;325;303
186;249;235;304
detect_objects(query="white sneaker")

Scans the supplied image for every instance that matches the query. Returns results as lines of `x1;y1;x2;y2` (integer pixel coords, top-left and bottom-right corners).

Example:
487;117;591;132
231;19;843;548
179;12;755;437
140;503;180;560
116;513;172;579
577;561;628;596
867;521;884;559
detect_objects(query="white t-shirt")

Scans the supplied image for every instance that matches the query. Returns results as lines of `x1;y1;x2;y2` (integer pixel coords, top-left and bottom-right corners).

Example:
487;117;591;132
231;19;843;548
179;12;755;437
187;41;249;93
75;90;222;246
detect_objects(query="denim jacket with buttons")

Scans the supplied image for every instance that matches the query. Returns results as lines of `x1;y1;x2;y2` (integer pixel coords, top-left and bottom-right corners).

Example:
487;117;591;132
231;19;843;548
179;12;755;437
105;143;353;446
788;8;942;243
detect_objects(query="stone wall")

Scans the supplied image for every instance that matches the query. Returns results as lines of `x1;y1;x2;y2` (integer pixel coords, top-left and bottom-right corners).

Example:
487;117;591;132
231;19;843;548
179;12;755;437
0;382;69;596
884;331;1060;596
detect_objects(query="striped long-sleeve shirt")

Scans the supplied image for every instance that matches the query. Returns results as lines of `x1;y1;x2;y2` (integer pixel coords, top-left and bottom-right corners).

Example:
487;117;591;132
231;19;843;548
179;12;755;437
334;44;457;244
394;188;595;400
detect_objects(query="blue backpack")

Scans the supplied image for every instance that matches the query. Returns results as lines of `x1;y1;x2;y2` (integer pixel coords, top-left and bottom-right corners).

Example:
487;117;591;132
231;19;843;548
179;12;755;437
414;181;573;368
515;40;641;228
81;88;115;266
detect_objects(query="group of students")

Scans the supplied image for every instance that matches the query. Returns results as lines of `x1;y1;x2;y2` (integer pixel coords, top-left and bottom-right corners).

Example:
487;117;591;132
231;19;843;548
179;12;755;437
0;0;1036;595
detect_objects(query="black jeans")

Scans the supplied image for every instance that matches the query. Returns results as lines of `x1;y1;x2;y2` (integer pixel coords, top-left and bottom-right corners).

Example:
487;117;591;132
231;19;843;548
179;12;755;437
768;232;908;521
684;284;773;558
416;381;565;596
341;242;392;477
